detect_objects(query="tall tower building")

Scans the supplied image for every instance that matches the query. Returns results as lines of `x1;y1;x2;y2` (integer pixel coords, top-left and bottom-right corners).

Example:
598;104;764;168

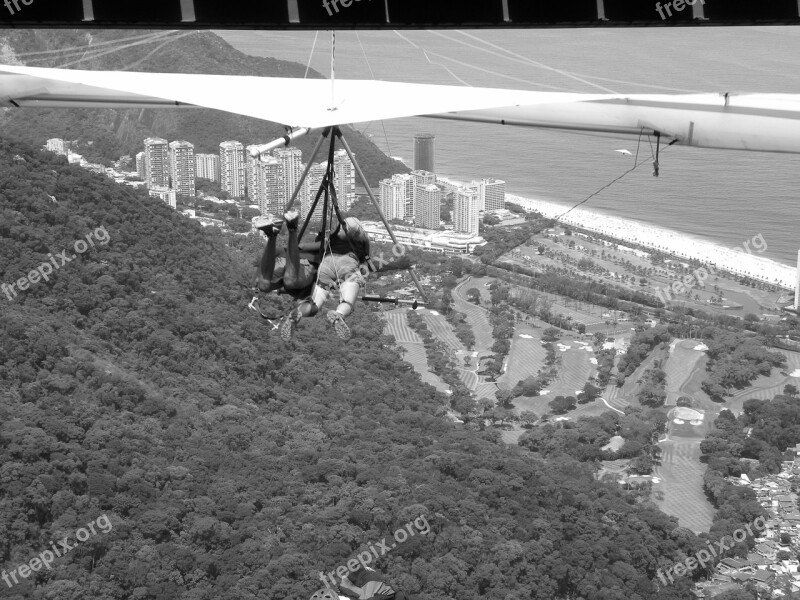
144;137;169;189
220;141;245;198
411;170;436;219
169;140;195;198
255;156;284;215
415;184;441;230
275;147;304;207
414;133;435;172
303;162;328;223
454;186;480;236
246;146;262;202
332;149;356;211
474;178;506;212
135;152;146;180
195;153;220;182
380;177;406;221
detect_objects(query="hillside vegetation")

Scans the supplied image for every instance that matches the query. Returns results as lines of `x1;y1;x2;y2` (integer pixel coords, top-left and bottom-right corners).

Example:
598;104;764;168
0;138;714;599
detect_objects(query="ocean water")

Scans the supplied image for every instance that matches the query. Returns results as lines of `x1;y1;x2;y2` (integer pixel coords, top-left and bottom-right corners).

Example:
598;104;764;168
217;28;800;268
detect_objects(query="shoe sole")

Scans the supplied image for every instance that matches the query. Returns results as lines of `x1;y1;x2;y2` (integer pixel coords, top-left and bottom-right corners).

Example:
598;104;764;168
280;309;301;341
327;312;351;341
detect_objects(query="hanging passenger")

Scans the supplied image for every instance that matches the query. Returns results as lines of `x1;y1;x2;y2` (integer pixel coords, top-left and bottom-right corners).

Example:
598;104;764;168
253;213;317;298
281;214;371;342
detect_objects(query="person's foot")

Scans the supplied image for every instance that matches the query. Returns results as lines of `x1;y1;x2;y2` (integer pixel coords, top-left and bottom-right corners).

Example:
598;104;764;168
253;214;282;237
283;210;300;230
280;307;302;341
326;310;351;341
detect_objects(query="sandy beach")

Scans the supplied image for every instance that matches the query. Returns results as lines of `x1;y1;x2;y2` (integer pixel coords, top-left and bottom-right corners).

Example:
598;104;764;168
504;194;796;290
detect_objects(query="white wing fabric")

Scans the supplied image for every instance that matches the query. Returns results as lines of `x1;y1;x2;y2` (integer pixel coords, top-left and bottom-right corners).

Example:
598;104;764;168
3;64;800;154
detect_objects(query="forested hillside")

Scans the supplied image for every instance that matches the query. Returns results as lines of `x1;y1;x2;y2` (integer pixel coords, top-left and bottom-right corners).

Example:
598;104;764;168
0;139;712;599
0;30;406;184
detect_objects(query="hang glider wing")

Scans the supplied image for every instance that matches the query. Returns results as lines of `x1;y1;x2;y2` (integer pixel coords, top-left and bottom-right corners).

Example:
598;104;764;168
0;63;608;129
3;64;800;154
431;93;800;154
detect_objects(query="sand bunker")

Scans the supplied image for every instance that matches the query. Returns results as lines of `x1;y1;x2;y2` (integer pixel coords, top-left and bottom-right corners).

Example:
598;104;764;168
694;344;709;351
790;369;800;378
428;310;440;316
673;407;704;421
539;390;550;395
590;358;598;365
673;419;685;424
519;334;534;339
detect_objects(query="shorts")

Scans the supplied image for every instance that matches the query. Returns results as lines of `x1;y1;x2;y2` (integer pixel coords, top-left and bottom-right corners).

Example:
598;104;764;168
273;256;316;290
317;253;366;289
257;257;316;296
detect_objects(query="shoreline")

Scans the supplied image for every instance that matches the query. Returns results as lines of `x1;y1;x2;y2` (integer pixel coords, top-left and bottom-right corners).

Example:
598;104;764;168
504;193;796;291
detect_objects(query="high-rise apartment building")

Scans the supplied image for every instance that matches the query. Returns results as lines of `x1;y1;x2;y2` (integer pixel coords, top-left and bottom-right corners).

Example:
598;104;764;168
220;141;245;198
474;178;506;212
195;153;220;182
414;133;435;172
255;156;284;215
332;149;356;211
245;145;262;202
135;151;146;180
144;137;169;189
169;140;195;197
379;177;406;221
303;162;328;223
275;148;304;207
410;170;436;220
415;184;441;230
454;186;480;236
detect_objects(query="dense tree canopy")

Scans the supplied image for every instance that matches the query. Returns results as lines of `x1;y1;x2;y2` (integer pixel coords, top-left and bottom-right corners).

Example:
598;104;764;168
0;138;711;599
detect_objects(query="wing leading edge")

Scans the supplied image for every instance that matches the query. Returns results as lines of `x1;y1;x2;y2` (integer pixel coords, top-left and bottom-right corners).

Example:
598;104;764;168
3;64;800;154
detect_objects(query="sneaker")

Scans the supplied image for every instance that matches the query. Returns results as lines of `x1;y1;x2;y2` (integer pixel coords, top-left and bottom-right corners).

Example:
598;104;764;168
326;310;351;341
283;209;300;230
280;307;302;341
253;215;282;236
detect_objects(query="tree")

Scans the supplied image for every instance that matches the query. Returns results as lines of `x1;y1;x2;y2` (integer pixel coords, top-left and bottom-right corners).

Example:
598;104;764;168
466;287;482;304
496;389;516;408
549;395;576;414
542;327;561;343
519;411;538;428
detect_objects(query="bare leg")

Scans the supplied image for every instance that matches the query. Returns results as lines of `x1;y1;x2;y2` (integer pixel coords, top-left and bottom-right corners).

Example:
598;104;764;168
283;227;301;289
254;215;282;291
326;280;358;341
258;233;278;286
335;281;360;317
